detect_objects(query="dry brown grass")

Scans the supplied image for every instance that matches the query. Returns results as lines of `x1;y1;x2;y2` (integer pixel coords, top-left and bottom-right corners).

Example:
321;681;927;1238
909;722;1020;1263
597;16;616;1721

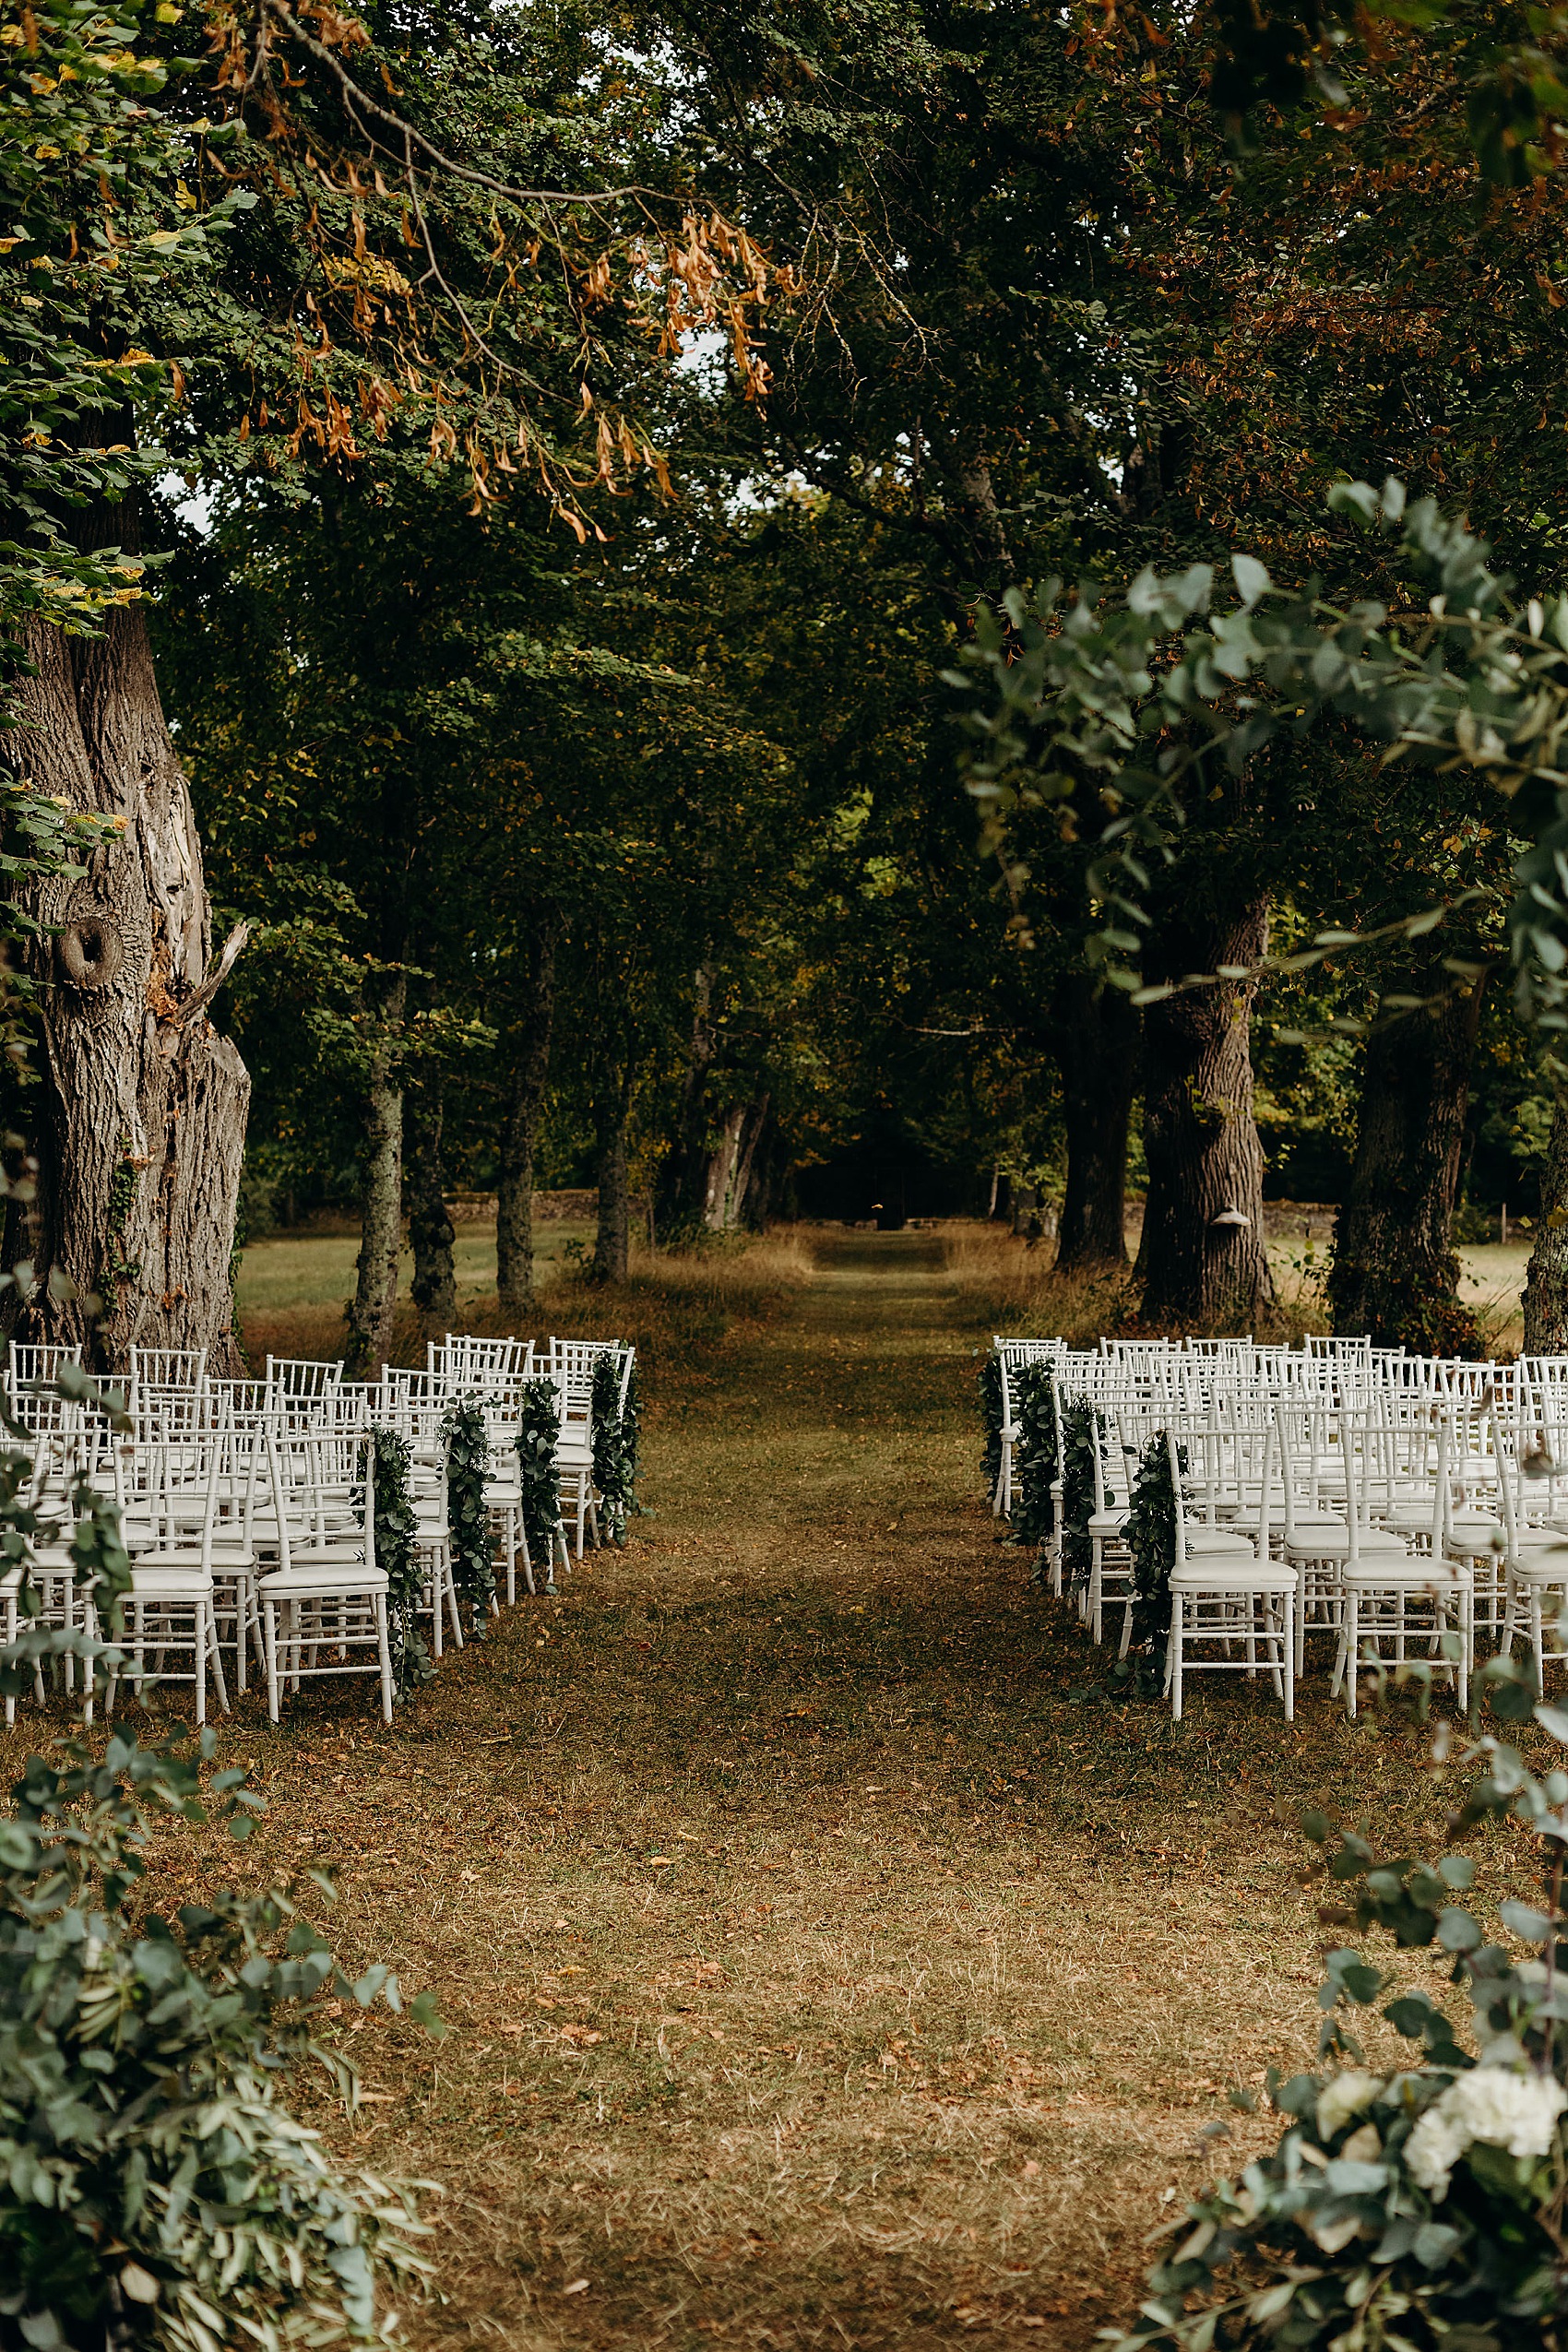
240;1226;821;1393
2;1229;1536;2349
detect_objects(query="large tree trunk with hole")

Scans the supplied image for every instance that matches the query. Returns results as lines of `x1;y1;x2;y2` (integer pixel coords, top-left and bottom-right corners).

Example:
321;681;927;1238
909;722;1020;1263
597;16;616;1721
4;589;250;1373
496;913;558;1313
405;1076;455;1337
344;975;406;1378
1331;970;1487;1354
1055;974;1137;1272
1138;898;1275;1329
1525;1096;1568;1353
592;1105;631;1283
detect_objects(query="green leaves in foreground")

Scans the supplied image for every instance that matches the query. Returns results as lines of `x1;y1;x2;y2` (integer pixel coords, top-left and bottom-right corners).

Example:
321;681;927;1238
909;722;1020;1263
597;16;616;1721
1111;1705;1568;2348
958;476;1568;1029
0;1730;437;2349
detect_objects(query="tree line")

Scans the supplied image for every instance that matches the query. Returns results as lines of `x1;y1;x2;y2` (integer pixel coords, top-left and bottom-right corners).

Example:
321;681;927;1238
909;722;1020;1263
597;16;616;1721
6;0;1568;1369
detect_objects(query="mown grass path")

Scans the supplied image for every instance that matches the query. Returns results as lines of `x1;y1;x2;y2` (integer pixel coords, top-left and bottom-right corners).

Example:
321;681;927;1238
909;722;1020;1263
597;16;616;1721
23;1234;1479;2348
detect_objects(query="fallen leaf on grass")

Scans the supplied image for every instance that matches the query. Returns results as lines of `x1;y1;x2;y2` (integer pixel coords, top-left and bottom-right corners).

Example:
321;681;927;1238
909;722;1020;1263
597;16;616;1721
563;2278;589;2296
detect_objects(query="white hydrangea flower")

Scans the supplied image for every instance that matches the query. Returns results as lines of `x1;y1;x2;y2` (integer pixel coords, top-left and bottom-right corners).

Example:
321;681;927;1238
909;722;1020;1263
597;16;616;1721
1405;2067;1568;2202
1316;2070;1382;2143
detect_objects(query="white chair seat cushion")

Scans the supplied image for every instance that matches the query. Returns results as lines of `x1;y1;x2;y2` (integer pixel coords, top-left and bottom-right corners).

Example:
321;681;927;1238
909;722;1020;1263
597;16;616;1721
125;1564;216;1598
258;1565;387;1599
1088;1510;1128;1536
1285;1526;1409;1560
1342;1558;1469;1589
1171;1557;1298;1592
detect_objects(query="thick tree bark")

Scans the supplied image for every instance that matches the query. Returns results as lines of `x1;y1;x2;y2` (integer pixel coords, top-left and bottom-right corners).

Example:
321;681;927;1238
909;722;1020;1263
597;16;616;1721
592;1107;630;1282
5;592;250;1373
1055;973;1137;1271
1330;971;1488;1354
405;1078;455;1336
344;975;406;1378
496;912;559;1313
1138;898;1275;1328
1525;1093;1568;1354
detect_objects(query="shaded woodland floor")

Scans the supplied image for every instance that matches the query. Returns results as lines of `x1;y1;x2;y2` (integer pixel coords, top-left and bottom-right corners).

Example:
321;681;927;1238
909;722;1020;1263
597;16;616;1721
3;1231;1529;2348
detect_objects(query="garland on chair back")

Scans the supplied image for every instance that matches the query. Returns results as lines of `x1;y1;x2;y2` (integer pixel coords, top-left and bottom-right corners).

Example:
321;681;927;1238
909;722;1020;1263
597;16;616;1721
1011;1364;1059;1555
1123;1431;1184;1684
979;1352;1004;1500
516;1375;562;1581
442;1399;493;1636
1059;1397;1099;1602
591;1356;640;1544
372;1428;433;1697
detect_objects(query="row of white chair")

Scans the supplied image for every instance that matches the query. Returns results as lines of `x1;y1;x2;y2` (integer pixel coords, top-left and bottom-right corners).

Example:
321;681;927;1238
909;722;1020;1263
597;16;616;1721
0;1331;636;1729
992;1334;1568;1721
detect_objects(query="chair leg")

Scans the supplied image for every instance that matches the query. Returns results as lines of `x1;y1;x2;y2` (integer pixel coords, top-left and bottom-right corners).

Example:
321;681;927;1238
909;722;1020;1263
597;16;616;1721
1170;1598;1184;1721
208;1605;230;1716
265;1602;280;1725
376;1595;393;1724
1283;1592;1296;1722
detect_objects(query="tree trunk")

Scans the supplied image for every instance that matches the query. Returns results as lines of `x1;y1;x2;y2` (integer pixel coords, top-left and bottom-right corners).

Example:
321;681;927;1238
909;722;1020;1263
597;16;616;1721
592;1108;630;1282
344;974;406;1377
655;961;717;1237
1525;1093;1568;1353
4;591;250;1373
405;1077;455;1336
703;1093;771;1230
496;913;558;1313
1330;972;1488;1354
1055;973;1137;1271
1138;898;1275;1329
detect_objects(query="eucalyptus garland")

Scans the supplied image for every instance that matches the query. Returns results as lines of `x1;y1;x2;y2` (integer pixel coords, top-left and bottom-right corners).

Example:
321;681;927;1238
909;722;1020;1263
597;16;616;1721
1123;1431;1185;1682
442;1399;493;1636
1058;1396;1099;1602
1010;1363;1059;1553
979;1351;1004;1501
516;1374;563;1588
372;1428;434;1696
591;1354;640;1544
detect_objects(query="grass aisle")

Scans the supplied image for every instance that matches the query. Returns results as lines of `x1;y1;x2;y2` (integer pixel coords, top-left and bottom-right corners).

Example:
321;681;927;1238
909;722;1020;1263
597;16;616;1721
16;1233;1481;2348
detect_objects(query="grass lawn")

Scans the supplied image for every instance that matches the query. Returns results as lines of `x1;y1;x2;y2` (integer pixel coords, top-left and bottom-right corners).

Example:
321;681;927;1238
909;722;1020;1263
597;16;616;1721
4;1229;1538;2347
236;1223;596;1313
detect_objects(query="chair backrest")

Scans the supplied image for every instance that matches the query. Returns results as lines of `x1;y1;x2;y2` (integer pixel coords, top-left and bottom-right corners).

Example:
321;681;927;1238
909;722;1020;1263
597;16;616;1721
130;1345;208;1393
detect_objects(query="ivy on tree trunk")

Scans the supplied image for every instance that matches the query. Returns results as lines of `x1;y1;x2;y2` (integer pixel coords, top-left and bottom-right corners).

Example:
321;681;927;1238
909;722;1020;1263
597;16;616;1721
345;973;406;1381
496;912;558;1313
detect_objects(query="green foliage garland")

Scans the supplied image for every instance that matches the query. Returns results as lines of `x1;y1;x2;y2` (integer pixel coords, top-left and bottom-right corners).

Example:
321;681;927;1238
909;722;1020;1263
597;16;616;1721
591;1357;641;1545
1113;1685;1568;2350
979;1353;1004;1501
371;1430;434;1698
1011;1364;1059;1555
0;1728;433;2349
1058;1398;1099;1602
442;1401;493;1639
516;1377;563;1592
1123;1433;1184;1680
